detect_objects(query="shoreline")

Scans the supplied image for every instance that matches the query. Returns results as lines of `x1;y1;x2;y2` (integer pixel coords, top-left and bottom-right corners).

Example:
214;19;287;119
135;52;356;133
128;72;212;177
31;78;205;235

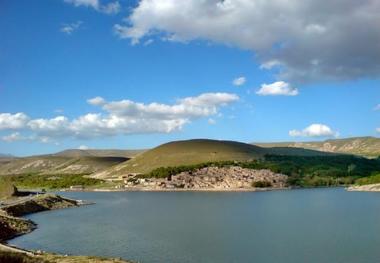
61;185;349;193
63;186;291;193
346;183;380;192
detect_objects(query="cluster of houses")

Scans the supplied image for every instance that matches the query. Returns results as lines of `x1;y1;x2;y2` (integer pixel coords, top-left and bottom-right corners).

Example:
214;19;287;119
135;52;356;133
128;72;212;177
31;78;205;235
119;166;288;190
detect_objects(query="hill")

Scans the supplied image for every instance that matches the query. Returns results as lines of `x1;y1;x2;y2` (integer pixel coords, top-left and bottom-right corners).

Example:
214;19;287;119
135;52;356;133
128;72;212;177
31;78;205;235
53;149;146;158
0;154;13;158
0;155;128;176
0;148;145;176
92;139;333;178
256;136;380;158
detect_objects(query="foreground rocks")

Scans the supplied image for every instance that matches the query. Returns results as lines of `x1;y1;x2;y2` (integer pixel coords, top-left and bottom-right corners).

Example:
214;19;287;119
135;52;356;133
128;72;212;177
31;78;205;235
1;194;79;217
0;248;132;263
124;166;288;190
0;214;36;242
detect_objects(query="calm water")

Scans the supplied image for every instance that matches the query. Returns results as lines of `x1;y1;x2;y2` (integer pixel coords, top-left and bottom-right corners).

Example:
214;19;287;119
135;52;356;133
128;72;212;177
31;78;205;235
10;189;380;263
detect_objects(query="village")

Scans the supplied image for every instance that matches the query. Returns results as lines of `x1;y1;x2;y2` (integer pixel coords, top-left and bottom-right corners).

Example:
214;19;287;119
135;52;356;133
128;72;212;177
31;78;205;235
116;166;288;191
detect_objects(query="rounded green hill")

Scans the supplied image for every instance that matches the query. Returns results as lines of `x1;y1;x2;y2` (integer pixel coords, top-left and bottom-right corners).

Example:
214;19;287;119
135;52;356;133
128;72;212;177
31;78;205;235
101;139;331;175
107;139;265;175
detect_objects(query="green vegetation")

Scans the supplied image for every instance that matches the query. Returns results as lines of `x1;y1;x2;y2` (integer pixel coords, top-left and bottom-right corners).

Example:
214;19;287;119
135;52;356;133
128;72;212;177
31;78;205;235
141;154;380;187
355;173;380;185
140;161;237;179
252;181;272;188
7;174;104;190
0;251;47;263
250;155;380;187
0;176;17;199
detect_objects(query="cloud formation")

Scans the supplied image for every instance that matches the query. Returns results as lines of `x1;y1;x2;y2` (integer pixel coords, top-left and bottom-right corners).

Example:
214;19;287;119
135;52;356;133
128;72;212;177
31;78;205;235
289;124;338;138
1;132;25;142
115;0;380;82
374;104;380;111
87;96;106;106
0;113;29;130
64;0;120;14
60;21;82;35
0;93;238;142
256;81;298;96
78;145;90;150
232;76;246;86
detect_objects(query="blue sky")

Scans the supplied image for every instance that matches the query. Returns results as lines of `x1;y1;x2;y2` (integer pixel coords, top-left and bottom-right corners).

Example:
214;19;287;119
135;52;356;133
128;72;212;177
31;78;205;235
0;0;379;156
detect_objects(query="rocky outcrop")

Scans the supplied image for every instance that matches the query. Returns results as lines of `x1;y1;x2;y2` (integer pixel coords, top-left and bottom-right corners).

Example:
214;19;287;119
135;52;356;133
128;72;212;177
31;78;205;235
0;214;36;241
125;166;288;190
1;194;79;217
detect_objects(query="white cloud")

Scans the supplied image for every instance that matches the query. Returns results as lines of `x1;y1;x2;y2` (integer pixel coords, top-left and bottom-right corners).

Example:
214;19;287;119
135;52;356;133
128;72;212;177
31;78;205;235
376;128;380;133
208;118;216;125
143;39;154;46
115;0;380;82
1;132;26;142
64;0;120;14
87;96;106;106
60;21;82;35
100;1;120;14
0;92;238;142
289;124;338;138
78;145;90;150
0;113;29;130
256;81;298;96
64;0;99;8
260;60;282;70
232;76;246;86
28;116;70;137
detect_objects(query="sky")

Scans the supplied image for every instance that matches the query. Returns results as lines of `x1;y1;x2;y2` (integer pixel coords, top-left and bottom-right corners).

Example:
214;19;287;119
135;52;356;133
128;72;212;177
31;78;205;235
0;0;379;156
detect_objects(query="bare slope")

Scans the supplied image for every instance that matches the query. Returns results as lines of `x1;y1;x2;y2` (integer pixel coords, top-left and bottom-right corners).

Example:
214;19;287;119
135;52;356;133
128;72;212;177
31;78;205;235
0;156;128;176
53;149;146;158
93;139;331;177
256;136;380;158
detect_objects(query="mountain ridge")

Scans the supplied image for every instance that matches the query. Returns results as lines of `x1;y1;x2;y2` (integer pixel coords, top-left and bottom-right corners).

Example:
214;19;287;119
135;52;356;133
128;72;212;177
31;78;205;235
255;136;380;158
91;139;336;178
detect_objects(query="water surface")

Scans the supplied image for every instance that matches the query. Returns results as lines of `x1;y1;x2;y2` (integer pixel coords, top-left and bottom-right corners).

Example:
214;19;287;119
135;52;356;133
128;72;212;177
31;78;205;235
10;189;380;263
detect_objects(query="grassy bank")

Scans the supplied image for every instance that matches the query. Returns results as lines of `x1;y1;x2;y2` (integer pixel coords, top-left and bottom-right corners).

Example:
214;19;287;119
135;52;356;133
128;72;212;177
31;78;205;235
355;173;380;185
6;173;104;190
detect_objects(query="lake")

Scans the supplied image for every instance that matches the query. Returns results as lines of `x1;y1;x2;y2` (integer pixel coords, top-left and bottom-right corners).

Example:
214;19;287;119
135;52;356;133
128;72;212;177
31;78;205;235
9;188;380;263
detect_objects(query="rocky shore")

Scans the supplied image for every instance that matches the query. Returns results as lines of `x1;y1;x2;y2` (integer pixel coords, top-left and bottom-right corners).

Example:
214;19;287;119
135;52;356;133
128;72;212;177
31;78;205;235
0;246;131;263
347;183;380;192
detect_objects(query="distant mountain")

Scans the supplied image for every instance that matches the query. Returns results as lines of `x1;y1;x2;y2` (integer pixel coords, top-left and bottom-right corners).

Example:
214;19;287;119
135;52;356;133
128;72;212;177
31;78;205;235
92;139;334;178
0;149;145;176
0;155;128;176
0;153;14;158
53;149;146;158
255;137;380;158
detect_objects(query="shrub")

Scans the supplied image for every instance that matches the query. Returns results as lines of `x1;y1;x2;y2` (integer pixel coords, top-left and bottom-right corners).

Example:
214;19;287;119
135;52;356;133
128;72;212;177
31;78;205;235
252;181;272;188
